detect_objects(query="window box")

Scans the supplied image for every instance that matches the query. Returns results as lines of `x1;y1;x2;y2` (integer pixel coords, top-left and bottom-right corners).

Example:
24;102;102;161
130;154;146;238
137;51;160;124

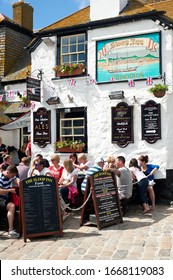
55;140;85;153
57;146;84;153
53;63;85;78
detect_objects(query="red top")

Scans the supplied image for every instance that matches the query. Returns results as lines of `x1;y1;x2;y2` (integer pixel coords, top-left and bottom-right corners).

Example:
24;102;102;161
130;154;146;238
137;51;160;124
49;165;64;180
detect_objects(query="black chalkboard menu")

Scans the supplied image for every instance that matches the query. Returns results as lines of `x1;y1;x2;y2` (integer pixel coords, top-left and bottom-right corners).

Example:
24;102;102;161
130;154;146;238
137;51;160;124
141;100;161;143
80;171;123;229
20;176;62;242
27;76;41;102
112;102;134;147
33;107;51;148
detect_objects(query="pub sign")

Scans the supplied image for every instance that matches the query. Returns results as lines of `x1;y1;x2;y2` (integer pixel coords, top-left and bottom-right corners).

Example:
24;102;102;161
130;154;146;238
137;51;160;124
33;107;51;147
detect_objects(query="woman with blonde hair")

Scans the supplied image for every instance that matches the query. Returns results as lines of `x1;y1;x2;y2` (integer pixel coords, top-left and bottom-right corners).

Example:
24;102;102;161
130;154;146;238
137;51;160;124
49;154;64;181
73;153;92;171
59;159;78;205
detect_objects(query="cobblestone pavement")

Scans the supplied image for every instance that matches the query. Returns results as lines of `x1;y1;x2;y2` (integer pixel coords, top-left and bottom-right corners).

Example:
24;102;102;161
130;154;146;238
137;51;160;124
0;204;173;260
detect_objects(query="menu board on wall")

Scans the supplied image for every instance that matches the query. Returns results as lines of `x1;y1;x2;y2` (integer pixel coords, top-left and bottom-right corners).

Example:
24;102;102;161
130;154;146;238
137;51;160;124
33;107;51;147
20;176;62;242
111;102;134;147
80;171;123;229
141;100;161;143
27;77;41;102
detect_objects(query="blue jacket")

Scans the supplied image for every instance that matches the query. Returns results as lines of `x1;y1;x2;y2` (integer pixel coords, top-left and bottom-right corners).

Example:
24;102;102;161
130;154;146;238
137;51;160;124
145;164;159;181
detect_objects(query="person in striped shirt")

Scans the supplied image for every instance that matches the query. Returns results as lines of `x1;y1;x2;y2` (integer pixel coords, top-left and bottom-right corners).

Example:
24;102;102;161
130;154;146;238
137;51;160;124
81;157;104;194
0;165;20;238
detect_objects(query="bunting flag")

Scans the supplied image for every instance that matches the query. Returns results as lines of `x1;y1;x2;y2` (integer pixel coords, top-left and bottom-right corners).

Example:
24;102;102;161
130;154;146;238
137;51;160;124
90;77;96;84
146;77;153;86
69;78;76;86
109;77;115;81
27;88;35;94
128;79;135;87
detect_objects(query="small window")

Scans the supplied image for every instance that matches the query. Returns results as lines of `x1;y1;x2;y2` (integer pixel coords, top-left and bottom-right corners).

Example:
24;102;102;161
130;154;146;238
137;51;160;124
61;34;86;65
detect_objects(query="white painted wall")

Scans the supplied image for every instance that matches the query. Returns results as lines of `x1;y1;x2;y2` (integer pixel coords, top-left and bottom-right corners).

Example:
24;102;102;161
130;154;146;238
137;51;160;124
30;18;173;179
90;0;128;21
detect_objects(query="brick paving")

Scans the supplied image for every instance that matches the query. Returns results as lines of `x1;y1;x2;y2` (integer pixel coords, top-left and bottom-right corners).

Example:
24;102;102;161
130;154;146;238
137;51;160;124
0;204;173;260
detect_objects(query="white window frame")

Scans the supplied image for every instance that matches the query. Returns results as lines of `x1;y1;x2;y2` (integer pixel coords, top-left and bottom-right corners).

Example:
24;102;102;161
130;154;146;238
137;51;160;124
61;34;86;64
60;117;85;141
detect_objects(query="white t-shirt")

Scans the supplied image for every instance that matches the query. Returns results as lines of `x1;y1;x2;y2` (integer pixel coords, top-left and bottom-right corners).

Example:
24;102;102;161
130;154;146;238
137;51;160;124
61;168;78;187
129;166;147;182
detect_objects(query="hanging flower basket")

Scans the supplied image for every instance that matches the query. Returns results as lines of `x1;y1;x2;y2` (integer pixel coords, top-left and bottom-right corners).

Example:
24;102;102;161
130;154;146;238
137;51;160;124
153;89;166;98
148;83;168;98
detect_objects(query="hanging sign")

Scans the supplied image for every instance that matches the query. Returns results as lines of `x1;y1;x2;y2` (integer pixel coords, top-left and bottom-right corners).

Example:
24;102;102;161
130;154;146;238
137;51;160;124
33;107;51;147
141;100;161;143
27;77;41;102
111;102;134;147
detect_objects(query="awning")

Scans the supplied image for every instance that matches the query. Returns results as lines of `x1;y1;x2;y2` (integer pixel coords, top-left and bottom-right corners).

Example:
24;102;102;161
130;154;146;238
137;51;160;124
0;111;31;130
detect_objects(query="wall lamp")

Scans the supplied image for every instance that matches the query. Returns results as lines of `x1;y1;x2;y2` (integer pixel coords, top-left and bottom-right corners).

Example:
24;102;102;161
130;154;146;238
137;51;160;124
108;90;124;100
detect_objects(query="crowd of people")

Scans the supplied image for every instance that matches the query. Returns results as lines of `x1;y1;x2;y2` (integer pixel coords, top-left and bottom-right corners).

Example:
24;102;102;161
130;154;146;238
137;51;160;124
0;136;160;238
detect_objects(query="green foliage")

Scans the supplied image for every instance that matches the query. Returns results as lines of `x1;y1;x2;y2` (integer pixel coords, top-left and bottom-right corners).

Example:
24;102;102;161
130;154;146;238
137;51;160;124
53;63;85;74
149;83;168;93
55;139;85;150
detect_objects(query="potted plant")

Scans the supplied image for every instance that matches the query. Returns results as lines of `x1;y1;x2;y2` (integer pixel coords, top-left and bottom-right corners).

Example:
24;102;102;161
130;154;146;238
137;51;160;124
55;139;85;153
149;83;168;98
20;96;31;106
53;63;85;77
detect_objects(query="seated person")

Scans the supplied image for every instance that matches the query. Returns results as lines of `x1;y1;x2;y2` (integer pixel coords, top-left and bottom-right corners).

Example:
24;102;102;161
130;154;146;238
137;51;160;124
29;159;52;177
59;159;78;205
49;154;64;181
73;153;92;172
0;165;20;238
81;157;104;194
104;155;116;169
104;156;133;200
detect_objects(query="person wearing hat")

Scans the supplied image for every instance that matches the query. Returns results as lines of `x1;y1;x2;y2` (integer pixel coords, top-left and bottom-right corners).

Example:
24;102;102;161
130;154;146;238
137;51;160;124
81;157;104;194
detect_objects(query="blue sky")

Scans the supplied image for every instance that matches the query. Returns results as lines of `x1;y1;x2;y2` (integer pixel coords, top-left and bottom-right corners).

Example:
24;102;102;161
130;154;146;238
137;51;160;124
1;0;90;30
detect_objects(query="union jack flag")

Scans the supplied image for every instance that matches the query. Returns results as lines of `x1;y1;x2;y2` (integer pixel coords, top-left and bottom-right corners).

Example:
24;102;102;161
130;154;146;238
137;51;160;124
90;78;96;84
109;77;115;81
69;78;76;86
146;77;153;86
128;79;135;87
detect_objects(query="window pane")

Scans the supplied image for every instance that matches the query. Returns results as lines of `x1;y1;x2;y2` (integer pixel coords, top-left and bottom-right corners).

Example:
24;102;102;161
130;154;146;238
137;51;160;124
73;119;84;126
62;37;68;45
62;128;72;135
74;128;84;134
62;55;69;64
78;35;85;43
62;46;68;54
71;54;77;62
70;36;76;44
79;53;85;61
62;120;72;126
70;45;76;53
78;44;84;52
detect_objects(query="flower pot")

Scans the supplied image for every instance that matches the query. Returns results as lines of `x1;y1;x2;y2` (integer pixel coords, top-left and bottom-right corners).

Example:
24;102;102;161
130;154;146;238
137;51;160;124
57;146;84;153
56;67;85;78
153;89;166;98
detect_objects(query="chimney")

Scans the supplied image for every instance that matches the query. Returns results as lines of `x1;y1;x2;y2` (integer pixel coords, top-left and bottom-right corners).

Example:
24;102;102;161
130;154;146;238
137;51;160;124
13;0;34;31
90;0;128;21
